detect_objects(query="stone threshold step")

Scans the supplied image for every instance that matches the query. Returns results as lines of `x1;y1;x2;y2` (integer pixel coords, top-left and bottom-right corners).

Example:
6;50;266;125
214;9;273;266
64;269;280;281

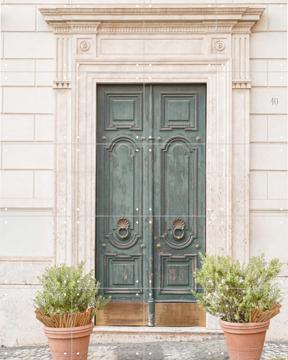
91;327;223;344
94;326;222;334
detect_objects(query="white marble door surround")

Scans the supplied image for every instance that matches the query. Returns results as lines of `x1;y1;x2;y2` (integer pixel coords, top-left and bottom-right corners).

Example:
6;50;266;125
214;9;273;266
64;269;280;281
41;5;264;328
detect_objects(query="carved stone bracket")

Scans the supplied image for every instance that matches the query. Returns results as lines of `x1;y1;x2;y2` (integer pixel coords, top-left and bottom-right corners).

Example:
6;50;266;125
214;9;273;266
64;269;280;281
232;81;251;89
232;33;251;87
54;35;71;89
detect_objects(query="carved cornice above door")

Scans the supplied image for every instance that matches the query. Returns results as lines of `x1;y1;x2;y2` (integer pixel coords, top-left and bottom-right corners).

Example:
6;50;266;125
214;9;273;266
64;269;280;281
40;6;264;18
40;6;264;34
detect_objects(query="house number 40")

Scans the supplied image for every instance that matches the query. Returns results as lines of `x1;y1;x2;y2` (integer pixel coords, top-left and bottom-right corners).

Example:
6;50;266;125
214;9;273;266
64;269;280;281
271;97;279;106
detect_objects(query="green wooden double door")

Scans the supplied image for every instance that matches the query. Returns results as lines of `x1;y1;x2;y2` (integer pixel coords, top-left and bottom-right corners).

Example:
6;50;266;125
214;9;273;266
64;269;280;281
96;84;206;326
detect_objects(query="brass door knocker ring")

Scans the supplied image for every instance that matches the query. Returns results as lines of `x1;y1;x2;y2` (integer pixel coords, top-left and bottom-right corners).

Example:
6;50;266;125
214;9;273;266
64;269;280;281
117;217;130;240
172;218;185;240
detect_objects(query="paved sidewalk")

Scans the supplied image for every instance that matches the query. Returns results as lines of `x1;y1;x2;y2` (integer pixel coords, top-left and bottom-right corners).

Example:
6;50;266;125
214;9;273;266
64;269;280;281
1;338;288;360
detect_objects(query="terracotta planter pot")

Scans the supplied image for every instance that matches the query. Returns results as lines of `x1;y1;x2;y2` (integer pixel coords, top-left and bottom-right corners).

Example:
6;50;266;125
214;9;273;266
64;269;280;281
44;323;93;360
220;320;270;360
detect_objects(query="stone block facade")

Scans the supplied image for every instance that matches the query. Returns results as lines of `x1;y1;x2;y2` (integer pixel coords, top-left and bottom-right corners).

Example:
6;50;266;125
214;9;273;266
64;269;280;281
0;0;287;346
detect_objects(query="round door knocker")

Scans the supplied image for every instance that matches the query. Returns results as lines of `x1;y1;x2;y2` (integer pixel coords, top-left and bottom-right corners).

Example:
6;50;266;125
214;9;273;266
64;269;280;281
172;218;185;240
117;217;130;240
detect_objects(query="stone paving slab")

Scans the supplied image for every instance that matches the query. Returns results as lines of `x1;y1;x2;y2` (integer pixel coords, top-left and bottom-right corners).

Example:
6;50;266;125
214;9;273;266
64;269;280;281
1;339;288;360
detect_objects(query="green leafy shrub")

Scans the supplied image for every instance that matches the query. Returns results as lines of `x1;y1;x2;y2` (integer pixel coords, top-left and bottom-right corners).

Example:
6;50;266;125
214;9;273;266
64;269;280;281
194;255;282;323
34;263;110;317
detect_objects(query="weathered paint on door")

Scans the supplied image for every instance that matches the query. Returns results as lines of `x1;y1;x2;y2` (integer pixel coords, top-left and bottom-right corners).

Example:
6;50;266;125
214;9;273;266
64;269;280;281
96;84;206;326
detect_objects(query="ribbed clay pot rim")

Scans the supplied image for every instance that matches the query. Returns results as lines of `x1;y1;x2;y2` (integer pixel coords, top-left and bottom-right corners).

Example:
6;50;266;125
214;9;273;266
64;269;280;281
44;322;93;339
220;320;270;334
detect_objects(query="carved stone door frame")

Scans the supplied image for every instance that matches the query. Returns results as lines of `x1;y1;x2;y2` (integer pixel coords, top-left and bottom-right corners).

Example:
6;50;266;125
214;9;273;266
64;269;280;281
41;5;264;329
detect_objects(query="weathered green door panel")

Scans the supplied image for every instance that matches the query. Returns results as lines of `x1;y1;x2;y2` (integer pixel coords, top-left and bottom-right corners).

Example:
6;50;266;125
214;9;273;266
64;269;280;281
96;84;206;320
96;85;145;301
152;85;206;302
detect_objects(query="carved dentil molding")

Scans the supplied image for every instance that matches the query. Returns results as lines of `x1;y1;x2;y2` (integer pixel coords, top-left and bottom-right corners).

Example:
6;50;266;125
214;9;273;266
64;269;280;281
98;23;237;34
50;22;258;35
53;24;100;35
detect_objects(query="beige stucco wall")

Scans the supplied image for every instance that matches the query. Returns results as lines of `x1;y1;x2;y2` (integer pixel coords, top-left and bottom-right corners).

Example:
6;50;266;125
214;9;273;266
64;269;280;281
0;0;287;346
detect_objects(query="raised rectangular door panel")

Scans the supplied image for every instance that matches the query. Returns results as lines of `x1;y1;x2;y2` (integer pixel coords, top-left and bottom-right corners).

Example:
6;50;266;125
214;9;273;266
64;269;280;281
96;84;206;326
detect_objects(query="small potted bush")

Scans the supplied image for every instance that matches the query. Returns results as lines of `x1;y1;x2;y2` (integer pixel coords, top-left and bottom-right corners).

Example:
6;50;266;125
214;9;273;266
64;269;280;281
194;255;282;360
34;263;110;360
